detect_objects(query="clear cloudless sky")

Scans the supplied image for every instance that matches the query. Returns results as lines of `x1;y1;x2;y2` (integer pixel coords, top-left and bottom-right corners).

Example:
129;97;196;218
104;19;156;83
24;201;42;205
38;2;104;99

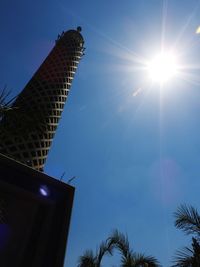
1;0;200;266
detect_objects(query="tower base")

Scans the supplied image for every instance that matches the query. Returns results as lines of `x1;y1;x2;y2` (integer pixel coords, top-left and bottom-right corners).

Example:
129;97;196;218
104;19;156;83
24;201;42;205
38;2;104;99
0;153;74;267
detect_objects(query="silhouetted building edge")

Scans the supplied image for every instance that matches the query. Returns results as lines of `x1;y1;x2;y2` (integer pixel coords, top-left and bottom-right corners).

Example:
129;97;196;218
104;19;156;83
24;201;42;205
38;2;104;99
0;152;75;266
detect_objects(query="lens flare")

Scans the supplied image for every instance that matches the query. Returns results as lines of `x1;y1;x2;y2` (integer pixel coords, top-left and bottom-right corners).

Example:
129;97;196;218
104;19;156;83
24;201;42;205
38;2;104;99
39;185;50;197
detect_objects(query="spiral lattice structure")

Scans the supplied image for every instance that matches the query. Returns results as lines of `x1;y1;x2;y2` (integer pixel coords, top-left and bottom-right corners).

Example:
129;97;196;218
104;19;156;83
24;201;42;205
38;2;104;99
0;28;84;171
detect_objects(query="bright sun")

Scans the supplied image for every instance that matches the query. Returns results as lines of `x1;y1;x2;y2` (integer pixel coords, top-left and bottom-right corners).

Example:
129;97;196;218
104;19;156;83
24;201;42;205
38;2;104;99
147;51;178;84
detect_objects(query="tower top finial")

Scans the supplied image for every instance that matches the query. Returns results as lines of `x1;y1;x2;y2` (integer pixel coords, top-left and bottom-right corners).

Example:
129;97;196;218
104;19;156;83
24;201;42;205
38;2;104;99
77;26;82;32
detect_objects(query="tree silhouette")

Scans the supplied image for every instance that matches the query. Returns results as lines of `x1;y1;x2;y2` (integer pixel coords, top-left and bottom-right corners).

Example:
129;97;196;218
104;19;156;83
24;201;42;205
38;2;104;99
172;205;200;266
172;238;200;267
78;230;160;267
0;86;16;119
77;240;113;267
108;230;160;267
174;205;200;237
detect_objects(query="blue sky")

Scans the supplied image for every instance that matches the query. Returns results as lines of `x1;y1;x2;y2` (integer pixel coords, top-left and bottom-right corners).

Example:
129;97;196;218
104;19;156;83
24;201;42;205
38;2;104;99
1;0;200;266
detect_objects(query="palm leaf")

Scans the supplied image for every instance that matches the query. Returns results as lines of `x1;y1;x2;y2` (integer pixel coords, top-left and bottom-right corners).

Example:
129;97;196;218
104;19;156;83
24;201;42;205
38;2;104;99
77;250;96;267
0;86;17;118
97;240;113;264
108;230;160;267
108;229;130;258
172;238;200;267
174;205;200;236
172;244;194;267
133;253;160;267
121;252;134;267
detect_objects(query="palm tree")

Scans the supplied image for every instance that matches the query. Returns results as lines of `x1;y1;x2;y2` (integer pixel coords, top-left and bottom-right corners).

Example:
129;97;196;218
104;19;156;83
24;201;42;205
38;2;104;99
172;238;200;267
77;240;114;267
108;230;160;267
77;250;96;267
77;230;160;267
174;204;200;237
172;205;200;266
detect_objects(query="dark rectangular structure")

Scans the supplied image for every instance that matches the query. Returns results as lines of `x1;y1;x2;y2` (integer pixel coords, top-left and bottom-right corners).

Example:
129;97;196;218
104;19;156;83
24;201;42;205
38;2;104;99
0;153;74;267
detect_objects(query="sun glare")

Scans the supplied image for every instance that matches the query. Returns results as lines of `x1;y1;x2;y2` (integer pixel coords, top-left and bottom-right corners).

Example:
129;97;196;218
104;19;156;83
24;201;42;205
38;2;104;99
147;51;178;84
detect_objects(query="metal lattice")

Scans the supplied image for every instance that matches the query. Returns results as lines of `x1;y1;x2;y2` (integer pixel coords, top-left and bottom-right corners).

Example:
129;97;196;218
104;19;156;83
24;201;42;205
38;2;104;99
0;28;84;171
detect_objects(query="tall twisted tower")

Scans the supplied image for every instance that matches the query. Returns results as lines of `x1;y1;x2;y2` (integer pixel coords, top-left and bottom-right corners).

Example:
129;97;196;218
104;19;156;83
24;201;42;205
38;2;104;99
0;27;84;171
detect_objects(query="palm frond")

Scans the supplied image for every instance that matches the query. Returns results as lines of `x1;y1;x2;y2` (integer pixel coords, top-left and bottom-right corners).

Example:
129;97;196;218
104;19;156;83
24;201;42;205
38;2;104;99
174;205;200;236
0;86;17;118
172;245;193;267
120;252;134;267
120;252;160;267
108;229;130;258
78;239;114;267
108;230;160;267
133;253;160;267
77;250;96;267
97;240;114;264
191;238;200;266
172;238;200;267
77;230;160;267
0;85;10;105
